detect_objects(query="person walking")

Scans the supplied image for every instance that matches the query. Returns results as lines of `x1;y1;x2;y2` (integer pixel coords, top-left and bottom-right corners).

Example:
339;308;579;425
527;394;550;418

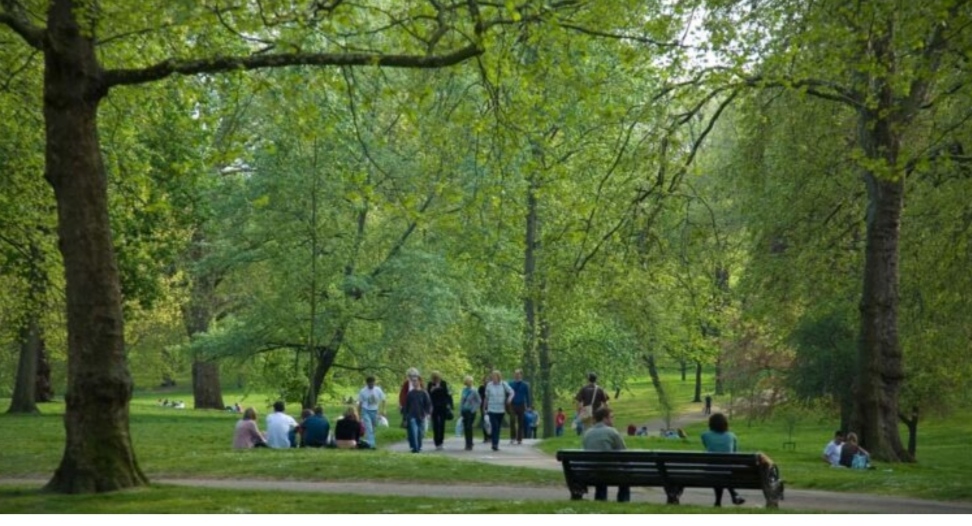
701;412;746;507
459;375;482;450
508;369;531;445
555;407;566;437
483;370;513;452
427;372;454;450
574;373;609;432
398;367;420;428
582;407;630;502
704;394;712;415
404;376;432;453
357;375;386;448
478;375;489;443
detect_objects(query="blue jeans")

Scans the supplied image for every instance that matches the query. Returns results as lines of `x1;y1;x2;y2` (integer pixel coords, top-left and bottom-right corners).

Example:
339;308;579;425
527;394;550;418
488;412;505;449
362;408;379;447
556;426;564;437
407;416;423;452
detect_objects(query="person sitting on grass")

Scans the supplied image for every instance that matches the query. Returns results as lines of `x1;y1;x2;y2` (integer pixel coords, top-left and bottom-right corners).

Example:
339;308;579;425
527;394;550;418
335;406;371;449
701;412;746;507
822;430;845;466
300;406;330;448
233;408;268;449
838;432;872;469
266;400;298;449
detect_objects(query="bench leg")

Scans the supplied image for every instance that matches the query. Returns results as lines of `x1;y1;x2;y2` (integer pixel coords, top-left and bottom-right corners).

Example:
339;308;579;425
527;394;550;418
568;483;586;501
664;486;683;505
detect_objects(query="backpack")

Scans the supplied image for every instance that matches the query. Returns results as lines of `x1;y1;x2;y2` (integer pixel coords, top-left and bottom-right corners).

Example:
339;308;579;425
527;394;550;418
851;452;870;470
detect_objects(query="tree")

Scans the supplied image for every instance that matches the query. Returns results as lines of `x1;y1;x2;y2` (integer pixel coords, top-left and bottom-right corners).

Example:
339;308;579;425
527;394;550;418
0;0;560;493
704;0;972;460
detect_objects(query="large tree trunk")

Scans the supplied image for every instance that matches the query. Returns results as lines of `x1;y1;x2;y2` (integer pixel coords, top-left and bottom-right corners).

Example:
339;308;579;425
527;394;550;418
852;171;910;461
537;294;553;438
644;354;671;427
43;0;146;493
7;317;41;414
848;57;911;460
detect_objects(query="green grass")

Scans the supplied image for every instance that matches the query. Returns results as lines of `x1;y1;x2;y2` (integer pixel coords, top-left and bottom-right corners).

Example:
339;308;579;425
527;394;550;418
0;397;559;487
4;370;972;506
0;485;784;514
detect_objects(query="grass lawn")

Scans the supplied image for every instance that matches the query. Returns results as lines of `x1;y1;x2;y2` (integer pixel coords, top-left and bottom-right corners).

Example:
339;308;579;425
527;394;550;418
4;368;971;507
0;395;559;487
0;485;783;514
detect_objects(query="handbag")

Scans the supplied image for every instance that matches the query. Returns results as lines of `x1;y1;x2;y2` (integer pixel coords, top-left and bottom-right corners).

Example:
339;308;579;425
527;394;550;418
579;385;599;421
445;407;454;421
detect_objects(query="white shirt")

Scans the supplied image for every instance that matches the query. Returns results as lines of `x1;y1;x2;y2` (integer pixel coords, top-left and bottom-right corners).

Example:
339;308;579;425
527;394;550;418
358;385;386;411
265;411;298;449
823;440;843;465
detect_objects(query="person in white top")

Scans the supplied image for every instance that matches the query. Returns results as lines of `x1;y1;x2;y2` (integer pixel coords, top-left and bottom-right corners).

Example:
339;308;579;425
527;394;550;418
358;375;386;447
265;400;298;448
822;430;845;466
483;370;514;452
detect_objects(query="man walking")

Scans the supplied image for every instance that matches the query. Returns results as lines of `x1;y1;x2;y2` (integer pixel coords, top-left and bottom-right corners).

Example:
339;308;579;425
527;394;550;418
582;407;630;502
509;369;531;445
358;375;386;448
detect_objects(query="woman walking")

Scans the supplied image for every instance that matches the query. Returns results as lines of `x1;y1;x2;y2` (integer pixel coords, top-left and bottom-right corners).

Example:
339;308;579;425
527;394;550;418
459;375;482;450
483;370;513;452
427;371;454;450
404;376;432;453
701;412;745;507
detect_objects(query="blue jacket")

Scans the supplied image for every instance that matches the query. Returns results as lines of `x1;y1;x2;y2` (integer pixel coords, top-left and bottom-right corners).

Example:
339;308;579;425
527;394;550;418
510;380;531;406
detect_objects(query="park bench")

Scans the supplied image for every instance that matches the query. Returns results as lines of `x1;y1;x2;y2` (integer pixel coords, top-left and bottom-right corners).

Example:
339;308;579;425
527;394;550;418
554;450;784;508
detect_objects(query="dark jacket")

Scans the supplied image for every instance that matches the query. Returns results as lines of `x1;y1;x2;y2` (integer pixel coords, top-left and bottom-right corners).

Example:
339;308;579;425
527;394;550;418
404;389;432;420
335;418;363;442
427;380;453;410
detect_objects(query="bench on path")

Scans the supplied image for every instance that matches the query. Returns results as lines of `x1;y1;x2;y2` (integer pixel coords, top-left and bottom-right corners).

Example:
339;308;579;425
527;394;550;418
554;450;784;508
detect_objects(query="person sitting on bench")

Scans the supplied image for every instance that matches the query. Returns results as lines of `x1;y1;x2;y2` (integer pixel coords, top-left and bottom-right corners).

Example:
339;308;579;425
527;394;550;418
701;412;745;507
582;406;630;502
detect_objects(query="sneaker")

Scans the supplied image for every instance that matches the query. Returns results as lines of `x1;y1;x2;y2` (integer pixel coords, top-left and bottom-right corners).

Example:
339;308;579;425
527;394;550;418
436;445;444;451
732;496;746;505
492;446;499;451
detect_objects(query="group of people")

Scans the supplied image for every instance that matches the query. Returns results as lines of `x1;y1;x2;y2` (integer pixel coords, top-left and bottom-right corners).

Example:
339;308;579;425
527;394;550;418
232;375;390;450
399;367;545;453
822;430;872;469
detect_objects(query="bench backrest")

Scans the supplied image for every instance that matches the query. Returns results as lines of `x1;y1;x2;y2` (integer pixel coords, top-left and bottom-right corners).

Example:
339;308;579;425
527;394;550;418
555;450;767;490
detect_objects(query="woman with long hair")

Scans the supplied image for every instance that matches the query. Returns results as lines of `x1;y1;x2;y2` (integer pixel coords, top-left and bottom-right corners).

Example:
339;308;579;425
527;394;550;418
701;412;745;507
233;407;268;449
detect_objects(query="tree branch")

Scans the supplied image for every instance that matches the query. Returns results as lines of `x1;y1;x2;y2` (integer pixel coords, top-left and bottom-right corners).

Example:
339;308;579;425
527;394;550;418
556;22;683;48
104;44;484;88
0;0;45;49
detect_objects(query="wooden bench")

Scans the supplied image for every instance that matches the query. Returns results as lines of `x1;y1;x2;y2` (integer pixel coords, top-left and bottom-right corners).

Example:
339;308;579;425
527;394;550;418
555;450;784;508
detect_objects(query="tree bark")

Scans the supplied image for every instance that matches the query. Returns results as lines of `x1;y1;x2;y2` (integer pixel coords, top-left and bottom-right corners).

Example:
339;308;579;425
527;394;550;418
7;317;41;414
899;407;918;459
42;0;146;493
714;356;724;395
35;337;54;403
304;327;344;408
644;354;671;427
849;99;911;461
693;360;703;403
183;231;225;410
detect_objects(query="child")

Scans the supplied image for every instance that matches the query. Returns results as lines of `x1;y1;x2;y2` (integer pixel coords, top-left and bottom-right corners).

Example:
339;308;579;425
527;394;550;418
555;408;566;437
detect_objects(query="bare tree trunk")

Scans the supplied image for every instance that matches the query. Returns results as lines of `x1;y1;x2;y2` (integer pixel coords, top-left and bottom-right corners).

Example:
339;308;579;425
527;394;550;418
714;356;724;395
43;0;146;492
35;338;54;403
693;361;703;403
644;354;671;427
8;318;41;414
183;230;225;410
